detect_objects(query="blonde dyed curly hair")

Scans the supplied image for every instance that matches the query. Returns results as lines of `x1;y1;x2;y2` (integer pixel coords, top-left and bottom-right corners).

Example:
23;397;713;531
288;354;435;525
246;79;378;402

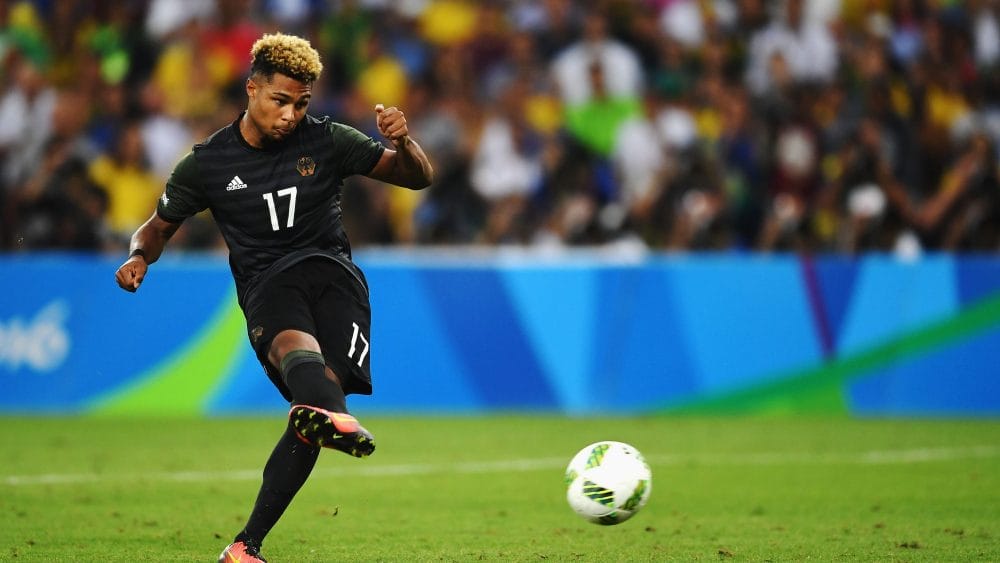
250;33;323;83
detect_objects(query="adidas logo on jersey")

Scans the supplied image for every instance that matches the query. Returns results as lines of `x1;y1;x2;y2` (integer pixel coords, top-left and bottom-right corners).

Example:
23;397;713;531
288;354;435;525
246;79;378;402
226;175;248;191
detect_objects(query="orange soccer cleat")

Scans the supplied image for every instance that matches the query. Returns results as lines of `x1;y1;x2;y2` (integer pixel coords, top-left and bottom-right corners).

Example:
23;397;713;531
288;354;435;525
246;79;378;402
218;541;266;563
288;404;376;457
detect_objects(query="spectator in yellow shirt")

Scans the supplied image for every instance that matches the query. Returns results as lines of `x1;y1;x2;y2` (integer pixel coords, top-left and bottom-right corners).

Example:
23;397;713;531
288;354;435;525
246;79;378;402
88;121;161;239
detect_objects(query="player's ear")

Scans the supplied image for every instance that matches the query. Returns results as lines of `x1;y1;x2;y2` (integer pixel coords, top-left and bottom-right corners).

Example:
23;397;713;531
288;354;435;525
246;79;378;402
246;77;257;100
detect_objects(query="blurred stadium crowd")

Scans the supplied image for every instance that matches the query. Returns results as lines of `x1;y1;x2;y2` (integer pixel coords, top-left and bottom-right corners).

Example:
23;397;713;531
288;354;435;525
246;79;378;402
0;0;998;254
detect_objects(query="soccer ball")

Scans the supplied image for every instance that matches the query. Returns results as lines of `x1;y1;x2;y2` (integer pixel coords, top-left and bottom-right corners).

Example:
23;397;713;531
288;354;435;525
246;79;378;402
564;441;652;525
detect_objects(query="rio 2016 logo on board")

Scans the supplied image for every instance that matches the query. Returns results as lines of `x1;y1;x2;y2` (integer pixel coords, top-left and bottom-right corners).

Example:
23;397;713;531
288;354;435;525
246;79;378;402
0;300;71;372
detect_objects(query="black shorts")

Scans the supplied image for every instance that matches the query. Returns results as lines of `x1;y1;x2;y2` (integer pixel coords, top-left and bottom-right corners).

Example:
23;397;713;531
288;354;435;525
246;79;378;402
243;257;373;401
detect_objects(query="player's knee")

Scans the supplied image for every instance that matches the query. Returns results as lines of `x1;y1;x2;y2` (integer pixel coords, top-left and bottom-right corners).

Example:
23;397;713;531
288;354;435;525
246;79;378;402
267;330;320;368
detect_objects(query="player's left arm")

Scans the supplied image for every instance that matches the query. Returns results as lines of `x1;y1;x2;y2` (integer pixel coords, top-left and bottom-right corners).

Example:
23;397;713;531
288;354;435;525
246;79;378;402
366;104;434;189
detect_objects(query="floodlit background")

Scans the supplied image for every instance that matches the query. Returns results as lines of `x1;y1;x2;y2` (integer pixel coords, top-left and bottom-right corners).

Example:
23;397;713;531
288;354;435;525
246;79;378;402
0;0;999;416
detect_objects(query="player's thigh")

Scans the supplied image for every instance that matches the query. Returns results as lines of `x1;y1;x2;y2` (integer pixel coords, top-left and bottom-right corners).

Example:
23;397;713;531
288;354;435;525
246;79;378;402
313;270;372;395
244;271;318;370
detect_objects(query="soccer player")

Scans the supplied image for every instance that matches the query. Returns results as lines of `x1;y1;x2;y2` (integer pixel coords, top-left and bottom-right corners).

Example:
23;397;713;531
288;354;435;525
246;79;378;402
114;33;433;562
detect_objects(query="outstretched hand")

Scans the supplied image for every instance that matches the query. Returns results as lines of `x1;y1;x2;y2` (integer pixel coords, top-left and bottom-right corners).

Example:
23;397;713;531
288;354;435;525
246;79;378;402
115;256;147;293
374;104;410;146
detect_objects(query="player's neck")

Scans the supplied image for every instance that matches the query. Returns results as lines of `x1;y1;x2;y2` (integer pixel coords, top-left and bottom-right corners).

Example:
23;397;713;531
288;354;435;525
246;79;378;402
238;111;265;149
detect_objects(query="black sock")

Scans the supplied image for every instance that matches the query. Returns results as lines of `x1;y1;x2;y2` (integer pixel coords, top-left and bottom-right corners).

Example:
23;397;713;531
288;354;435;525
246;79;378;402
280;350;348;413
235;350;350;548
237;424;320;549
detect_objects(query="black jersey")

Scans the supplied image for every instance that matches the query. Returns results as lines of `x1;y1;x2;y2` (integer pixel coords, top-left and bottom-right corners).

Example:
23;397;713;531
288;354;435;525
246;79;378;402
157;113;385;307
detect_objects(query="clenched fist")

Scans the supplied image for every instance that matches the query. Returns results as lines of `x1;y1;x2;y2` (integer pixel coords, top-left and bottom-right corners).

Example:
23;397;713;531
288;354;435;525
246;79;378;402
374;104;410;146
115;255;148;292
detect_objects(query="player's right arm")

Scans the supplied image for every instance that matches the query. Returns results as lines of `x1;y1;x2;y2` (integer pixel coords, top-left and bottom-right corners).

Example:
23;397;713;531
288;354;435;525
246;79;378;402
115;151;206;293
115;213;181;292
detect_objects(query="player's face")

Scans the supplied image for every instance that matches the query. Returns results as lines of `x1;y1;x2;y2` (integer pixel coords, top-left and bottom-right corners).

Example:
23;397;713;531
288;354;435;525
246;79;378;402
246;72;312;144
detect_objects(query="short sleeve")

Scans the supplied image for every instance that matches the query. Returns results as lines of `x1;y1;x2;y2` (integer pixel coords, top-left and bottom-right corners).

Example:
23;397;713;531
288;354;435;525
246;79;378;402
157;151;208;223
326;122;386;177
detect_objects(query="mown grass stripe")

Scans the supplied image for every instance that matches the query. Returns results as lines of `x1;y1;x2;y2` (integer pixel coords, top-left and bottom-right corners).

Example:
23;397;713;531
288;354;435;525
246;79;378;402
4;445;997;487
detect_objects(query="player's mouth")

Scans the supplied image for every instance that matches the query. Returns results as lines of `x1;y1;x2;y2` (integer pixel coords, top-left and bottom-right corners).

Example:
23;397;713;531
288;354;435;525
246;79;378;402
274;126;294;137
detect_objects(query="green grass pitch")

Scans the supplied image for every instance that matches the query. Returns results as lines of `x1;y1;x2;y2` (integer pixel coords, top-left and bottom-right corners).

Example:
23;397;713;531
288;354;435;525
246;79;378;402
1;415;998;561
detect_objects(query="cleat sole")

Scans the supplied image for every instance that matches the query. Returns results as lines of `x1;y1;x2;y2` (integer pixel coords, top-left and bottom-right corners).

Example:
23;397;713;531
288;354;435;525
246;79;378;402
289;405;375;458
